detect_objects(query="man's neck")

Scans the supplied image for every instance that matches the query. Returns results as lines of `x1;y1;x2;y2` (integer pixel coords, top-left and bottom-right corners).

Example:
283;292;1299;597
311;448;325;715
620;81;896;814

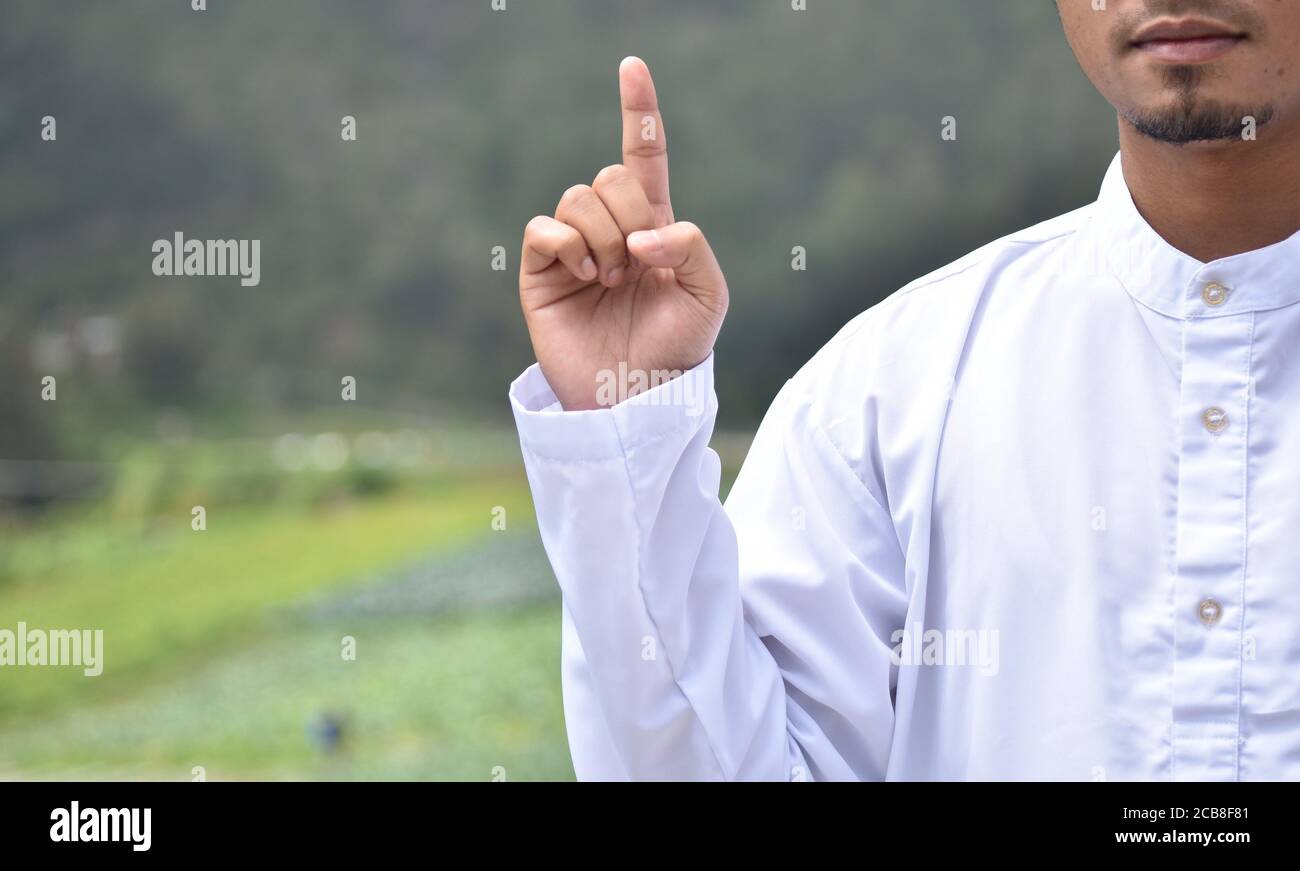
1118;118;1300;263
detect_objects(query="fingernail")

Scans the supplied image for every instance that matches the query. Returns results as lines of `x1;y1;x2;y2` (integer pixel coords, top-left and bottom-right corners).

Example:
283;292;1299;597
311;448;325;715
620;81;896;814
607;266;625;286
579;257;597;280
628;230;661;253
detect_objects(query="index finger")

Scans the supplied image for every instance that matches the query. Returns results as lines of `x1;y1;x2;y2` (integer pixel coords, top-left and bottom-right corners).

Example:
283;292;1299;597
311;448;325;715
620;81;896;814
620;56;672;223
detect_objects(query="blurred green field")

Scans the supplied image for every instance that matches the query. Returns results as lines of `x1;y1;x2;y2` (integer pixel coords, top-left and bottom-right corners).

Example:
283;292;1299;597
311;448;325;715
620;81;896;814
0;428;575;781
2;606;572;781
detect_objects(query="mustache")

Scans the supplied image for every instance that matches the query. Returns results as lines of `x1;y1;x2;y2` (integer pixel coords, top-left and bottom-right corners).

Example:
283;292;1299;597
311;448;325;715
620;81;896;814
1112;0;1266;50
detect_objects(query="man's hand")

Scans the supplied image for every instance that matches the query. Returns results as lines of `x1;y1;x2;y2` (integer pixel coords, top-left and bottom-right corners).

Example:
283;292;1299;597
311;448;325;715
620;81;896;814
519;57;729;411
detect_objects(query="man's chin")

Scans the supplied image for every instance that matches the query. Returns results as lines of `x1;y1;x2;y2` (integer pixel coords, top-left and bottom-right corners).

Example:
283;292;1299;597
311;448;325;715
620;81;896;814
1122;101;1275;145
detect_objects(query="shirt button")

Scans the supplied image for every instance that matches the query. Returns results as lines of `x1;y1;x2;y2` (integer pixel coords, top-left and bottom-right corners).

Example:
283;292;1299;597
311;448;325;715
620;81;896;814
1198;597;1223;626
1202;282;1229;306
1202;407;1228;433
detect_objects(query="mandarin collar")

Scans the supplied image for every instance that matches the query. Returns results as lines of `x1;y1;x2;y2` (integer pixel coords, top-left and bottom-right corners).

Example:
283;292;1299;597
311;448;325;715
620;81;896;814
1094;151;1300;319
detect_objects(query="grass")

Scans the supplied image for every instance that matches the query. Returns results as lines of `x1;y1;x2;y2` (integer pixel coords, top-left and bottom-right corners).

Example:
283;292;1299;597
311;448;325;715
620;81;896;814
0;476;533;715
2;605;572;781
0;462;573;779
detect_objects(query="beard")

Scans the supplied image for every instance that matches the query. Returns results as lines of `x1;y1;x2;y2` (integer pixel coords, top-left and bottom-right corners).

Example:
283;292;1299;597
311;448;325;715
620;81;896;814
1123;65;1276;145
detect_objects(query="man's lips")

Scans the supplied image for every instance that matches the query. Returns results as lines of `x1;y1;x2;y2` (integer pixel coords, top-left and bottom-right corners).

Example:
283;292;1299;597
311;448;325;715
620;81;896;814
1130;18;1246;64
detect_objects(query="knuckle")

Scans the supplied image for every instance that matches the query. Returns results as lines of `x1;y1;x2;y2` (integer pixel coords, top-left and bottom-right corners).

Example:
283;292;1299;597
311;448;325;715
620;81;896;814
560;184;593;205
624;140;666;159
524;215;550;236
593;164;628;189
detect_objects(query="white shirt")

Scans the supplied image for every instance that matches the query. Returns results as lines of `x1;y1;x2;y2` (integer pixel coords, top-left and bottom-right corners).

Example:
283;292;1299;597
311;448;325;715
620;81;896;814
509;152;1300;781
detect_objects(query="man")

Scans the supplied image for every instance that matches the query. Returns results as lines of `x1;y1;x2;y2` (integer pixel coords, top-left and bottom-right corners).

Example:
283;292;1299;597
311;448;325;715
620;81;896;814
509;0;1300;780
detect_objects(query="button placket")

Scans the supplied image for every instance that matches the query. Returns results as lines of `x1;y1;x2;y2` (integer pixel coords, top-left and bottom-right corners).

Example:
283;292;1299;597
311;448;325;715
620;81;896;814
1170;309;1251;781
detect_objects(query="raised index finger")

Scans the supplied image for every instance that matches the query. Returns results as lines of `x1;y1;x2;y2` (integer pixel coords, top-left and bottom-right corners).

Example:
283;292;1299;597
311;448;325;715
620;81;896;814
620;56;672;224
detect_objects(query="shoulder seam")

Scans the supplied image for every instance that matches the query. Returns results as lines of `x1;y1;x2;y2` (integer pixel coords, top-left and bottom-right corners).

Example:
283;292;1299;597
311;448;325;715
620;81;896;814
835;215;1087;346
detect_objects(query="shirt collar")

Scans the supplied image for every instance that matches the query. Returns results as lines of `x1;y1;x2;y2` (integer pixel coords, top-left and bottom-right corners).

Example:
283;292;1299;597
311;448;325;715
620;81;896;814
1094;151;1300;319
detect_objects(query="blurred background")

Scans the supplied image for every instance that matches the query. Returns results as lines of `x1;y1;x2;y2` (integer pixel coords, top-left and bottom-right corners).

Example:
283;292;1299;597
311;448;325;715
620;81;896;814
0;0;1118;780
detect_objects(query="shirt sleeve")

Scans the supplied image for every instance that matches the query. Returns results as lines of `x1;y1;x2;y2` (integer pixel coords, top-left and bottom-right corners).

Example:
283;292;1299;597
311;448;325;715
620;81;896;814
509;355;907;780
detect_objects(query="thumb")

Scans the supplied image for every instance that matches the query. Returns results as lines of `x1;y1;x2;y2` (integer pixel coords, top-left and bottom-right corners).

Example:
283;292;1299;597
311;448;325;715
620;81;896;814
627;222;725;298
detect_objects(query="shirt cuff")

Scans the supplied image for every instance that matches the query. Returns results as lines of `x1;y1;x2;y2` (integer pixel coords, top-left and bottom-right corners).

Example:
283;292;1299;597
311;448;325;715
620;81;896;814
509;355;717;462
